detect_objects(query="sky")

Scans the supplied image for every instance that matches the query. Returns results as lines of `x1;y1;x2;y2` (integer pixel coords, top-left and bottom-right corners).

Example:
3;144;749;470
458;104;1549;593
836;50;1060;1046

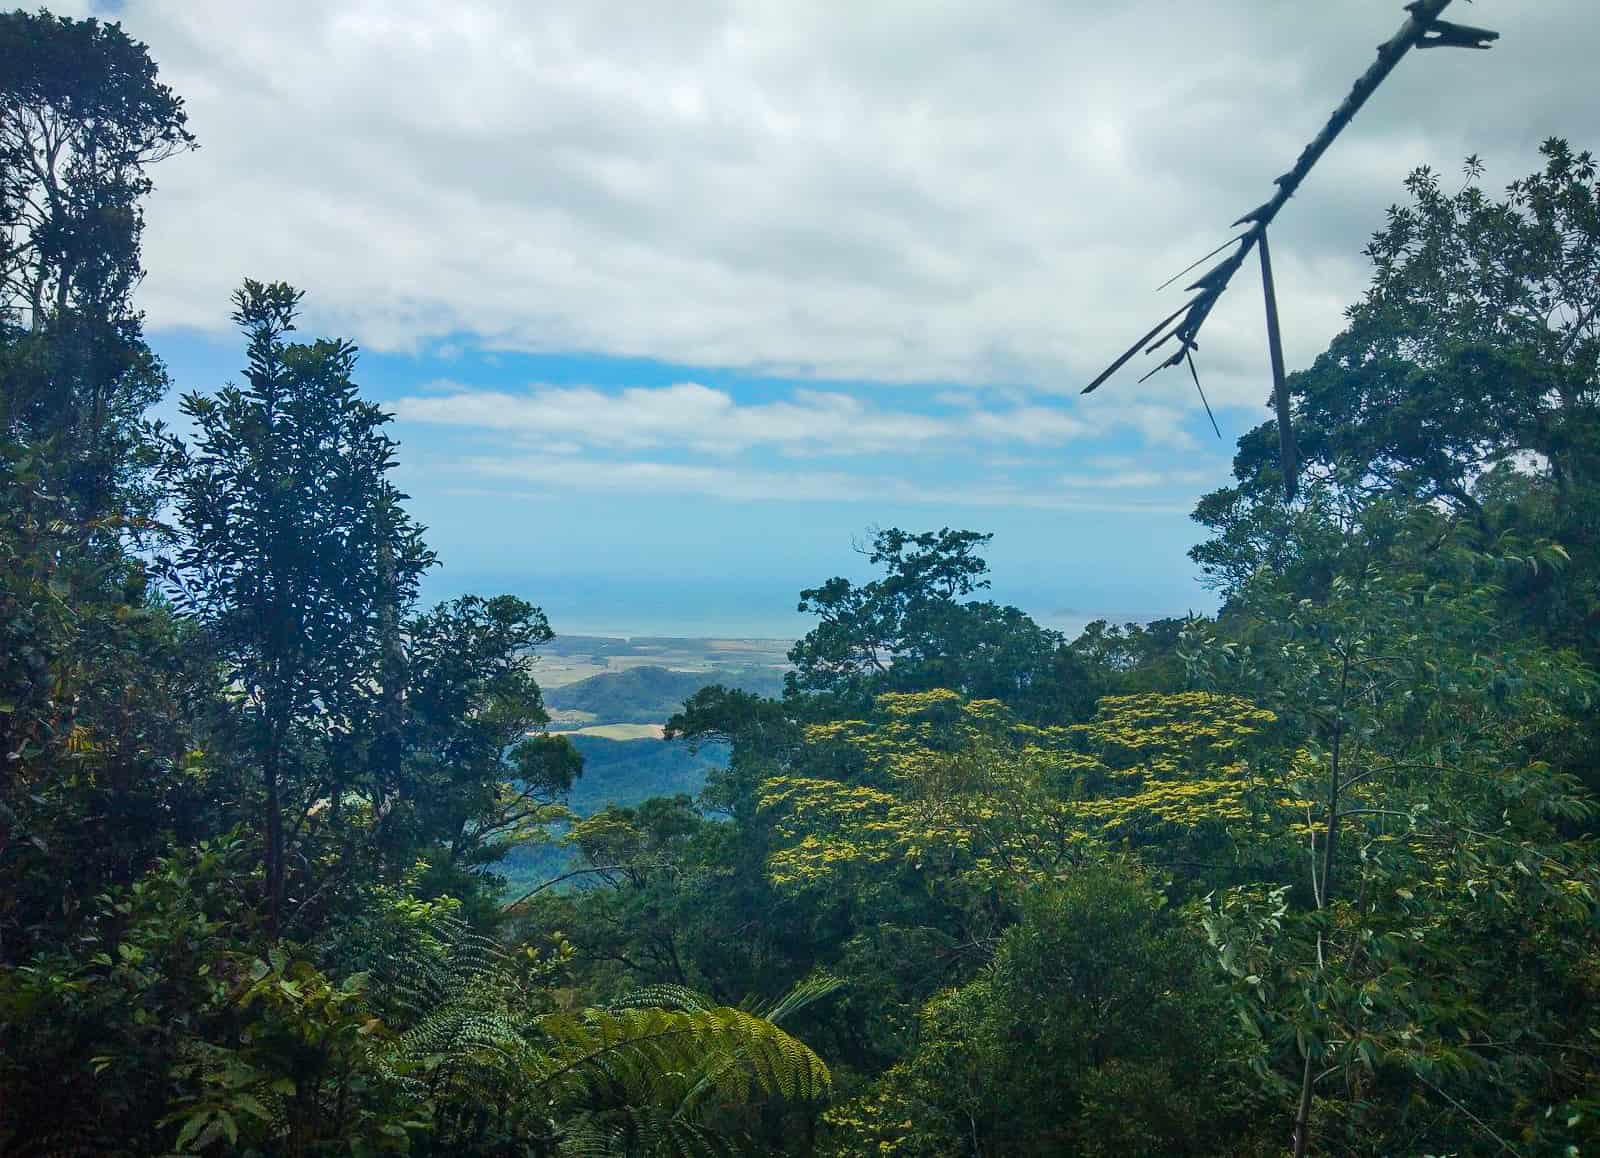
67;0;1600;639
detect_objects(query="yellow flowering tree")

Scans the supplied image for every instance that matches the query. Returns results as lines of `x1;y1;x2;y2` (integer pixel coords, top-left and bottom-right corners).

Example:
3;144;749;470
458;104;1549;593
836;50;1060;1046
759;688;1284;900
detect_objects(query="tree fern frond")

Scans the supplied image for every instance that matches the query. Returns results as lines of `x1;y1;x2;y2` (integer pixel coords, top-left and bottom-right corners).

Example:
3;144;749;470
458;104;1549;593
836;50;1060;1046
750;971;845;1026
325;900;830;1153
600;976;843;1122
606;984;718;1015
557;1106;741;1158
533;1006;832;1108
323;904;513;1029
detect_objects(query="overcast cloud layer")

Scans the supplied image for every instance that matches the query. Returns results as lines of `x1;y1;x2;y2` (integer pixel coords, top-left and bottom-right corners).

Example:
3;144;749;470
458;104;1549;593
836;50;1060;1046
90;0;1599;406
54;0;1600;630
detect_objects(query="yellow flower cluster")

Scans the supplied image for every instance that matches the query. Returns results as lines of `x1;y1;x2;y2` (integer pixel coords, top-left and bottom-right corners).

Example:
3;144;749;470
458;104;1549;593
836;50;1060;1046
761;689;1282;891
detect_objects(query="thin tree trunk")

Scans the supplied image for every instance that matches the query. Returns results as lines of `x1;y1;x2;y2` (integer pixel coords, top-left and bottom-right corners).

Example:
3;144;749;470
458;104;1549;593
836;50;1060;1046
1291;1052;1317;1158
374;524;405;866
265;727;285;940
1292;652;1349;1157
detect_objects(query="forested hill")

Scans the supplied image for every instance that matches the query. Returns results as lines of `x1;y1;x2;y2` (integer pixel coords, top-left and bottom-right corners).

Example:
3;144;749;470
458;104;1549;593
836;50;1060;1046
546;664;785;723
497;734;731;896
564;734;729;815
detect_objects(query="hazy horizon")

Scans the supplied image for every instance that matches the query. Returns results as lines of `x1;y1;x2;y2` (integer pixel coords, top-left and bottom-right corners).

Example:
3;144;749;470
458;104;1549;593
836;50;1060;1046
414;560;1209;644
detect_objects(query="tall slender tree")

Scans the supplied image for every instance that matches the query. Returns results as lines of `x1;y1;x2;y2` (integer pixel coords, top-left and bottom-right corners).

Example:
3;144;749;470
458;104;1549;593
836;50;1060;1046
0;11;199;955
165;281;433;934
0;10;194;521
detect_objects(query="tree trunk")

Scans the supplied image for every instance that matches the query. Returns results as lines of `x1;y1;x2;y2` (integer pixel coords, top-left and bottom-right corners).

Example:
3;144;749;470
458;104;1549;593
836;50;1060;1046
265;729;285;940
1292;652;1349;1157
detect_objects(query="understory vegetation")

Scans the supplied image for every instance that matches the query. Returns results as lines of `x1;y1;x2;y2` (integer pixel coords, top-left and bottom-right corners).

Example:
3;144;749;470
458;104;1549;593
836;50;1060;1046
4;11;1600;1156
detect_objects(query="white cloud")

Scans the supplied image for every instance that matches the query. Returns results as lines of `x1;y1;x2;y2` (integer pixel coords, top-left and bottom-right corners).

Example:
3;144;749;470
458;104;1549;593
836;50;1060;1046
457;454;1192;513
1057;468;1214;491
392;380;1094;456
111;0;1598;423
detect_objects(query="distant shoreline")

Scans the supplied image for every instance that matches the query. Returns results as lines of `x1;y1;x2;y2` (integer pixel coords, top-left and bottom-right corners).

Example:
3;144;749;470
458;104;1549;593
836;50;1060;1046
546;630;796;647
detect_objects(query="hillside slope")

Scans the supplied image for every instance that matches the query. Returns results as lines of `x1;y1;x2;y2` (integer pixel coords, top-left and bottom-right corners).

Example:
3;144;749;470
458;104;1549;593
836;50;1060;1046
546;664;784;723
499;734;730;893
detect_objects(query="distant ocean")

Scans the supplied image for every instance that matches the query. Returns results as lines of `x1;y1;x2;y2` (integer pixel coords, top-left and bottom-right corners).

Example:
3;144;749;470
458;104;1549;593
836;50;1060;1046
419;567;1194;644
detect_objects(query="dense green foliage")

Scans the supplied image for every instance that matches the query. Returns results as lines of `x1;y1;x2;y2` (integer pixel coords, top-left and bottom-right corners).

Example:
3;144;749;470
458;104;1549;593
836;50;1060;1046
0;16;829;1155
533;144;1600;1157
4;14;1599;1157
785;527;1103;725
